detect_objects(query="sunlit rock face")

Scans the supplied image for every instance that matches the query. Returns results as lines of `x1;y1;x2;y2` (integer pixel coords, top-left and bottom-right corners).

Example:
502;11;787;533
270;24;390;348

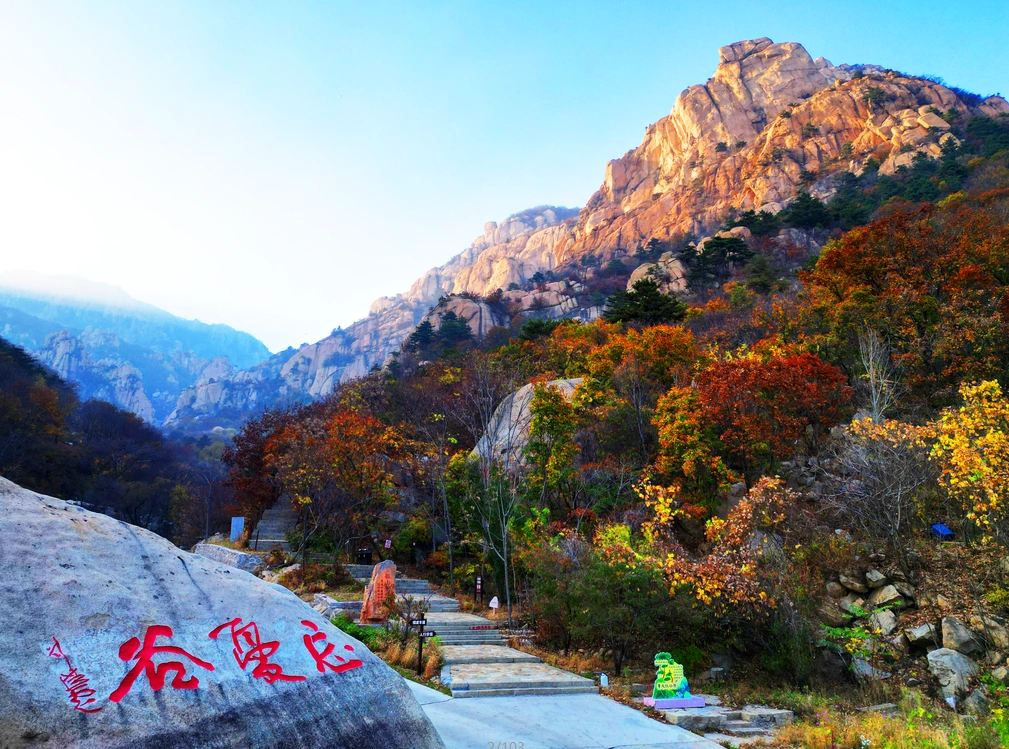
0;478;445;749
166;39;1008;431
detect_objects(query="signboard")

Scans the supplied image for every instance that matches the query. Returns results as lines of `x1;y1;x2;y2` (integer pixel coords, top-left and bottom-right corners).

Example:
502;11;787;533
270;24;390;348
229;517;245;544
475;576;482;591
488;596;499;609
409;619;427;627
384;539;392;549
418;631;436;638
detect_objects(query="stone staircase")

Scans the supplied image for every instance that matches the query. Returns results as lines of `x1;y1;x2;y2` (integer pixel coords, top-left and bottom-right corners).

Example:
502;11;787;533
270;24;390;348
655;702;793;741
425;612;504;646
347;564;597;699
252;501;298;552
349;565;460;613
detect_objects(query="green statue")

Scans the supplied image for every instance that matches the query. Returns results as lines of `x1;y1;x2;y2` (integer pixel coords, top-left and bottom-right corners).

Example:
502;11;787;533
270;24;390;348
651;652;691;700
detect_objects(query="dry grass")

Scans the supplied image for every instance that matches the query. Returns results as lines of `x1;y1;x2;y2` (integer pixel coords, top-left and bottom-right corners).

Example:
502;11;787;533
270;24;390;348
384;639;442;679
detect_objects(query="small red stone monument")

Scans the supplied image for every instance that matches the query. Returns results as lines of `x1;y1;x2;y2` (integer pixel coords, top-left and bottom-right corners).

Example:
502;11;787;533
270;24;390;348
359;560;397;623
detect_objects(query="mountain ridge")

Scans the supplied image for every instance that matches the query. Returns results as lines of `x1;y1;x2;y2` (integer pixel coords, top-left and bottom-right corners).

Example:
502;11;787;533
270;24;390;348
158;38;1008;430
0;272;271;422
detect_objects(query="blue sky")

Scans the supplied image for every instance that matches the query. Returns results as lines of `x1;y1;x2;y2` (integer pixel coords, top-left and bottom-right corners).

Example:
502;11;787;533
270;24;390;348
0;1;1005;351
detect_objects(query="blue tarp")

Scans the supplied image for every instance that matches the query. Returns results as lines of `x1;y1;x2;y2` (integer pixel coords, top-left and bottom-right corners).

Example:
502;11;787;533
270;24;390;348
931;523;953;540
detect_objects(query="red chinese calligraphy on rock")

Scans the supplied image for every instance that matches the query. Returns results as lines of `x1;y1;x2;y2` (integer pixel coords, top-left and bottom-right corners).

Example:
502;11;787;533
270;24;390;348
301;620;363;675
48;637;102;713
109;625;214;703
209;618;306;684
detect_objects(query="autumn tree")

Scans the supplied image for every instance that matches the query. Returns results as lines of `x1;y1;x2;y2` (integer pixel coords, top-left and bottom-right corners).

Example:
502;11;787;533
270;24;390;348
803;190;1009;407
222;407;298;528
525;382;580;511
697;350;851;477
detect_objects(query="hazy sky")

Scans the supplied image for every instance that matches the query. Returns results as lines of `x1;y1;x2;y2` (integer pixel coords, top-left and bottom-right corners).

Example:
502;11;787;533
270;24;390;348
0;1;1006;352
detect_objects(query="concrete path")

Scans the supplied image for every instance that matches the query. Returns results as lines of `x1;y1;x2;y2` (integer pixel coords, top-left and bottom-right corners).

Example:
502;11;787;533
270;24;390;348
406;680;723;749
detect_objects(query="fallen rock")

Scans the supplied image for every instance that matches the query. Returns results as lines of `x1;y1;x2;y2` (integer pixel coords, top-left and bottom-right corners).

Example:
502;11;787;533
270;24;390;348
0;478;443;749
887;632;911;654
992;666;1009;682
869;609;898;636
194;542;261;573
927;648;979;698
865;569;887;589
261;563;301;584
970;615;1009;651
839;572;869;594
867;585;905;610
826;581;845;599
963;688;990;715
852;658;891;681
312;594;364;619
906;623;939;648
893;581;916;599
818;602;853;627
839;593;866;615
943;616;983;654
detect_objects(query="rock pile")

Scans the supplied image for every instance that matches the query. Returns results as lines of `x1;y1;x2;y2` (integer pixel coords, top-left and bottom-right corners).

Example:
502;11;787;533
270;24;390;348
819;564;1006;712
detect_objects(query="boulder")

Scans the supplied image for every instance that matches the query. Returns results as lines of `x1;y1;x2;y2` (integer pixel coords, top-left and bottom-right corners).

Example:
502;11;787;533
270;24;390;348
887;632;911;655
312;594;364;619
865;569;887;589
0;478;443;749
839;572;869;594
927;648;979;698
867;585;905;610
893;581;916;599
817;602;853;627
943;617;983;654
963;688;990;715
360;560;398;624
852;658;890;681
825;581;845;599
194;542;261;573
905;623;939;648
869;609;898;636
839;593;866;615
970;615;1009;651
993;666;1009;683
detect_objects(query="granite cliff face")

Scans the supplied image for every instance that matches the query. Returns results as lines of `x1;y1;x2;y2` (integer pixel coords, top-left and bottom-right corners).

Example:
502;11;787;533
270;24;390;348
166;39;1009;431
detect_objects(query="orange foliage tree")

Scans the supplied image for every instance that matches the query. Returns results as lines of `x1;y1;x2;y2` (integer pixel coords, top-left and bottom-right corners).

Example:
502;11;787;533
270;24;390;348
803;190;1009;407
264;399;407;559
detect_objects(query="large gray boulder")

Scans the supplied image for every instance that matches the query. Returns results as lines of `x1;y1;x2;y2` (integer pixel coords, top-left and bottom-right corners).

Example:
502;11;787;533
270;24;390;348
0;478;445;749
927;648;979;698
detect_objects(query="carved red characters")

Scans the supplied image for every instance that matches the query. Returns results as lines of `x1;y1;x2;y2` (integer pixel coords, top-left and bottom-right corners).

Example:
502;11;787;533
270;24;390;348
301;620;363;674
209;618;306;684
109;625;215;703
48;637;102;713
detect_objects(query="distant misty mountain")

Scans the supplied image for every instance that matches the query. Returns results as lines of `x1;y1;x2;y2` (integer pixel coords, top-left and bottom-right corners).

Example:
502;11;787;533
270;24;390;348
0;271;271;424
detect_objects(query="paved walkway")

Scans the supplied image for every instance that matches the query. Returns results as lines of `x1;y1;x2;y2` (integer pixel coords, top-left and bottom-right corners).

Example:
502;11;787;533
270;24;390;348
407;680;722;749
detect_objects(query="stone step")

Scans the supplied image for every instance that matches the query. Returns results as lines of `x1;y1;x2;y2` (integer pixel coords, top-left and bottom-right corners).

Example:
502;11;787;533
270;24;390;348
444;662;595;695
438;640;505;647
441;646;539;665
451;685;599;698
437;637;505;646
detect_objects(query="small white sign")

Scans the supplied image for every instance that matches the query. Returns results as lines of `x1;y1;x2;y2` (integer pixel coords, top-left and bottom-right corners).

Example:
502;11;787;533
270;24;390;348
488;596;499;609
384;539;392;549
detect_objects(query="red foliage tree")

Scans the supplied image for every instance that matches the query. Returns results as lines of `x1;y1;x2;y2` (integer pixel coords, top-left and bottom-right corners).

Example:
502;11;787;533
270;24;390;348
697;351;852;476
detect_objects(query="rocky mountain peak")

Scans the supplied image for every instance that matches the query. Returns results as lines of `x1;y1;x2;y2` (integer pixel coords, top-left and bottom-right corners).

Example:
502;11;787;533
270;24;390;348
718;37;774;63
164;39;1009;432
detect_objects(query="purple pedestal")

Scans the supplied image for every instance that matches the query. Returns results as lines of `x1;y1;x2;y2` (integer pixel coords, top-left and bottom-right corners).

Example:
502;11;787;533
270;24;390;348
643;696;706;709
